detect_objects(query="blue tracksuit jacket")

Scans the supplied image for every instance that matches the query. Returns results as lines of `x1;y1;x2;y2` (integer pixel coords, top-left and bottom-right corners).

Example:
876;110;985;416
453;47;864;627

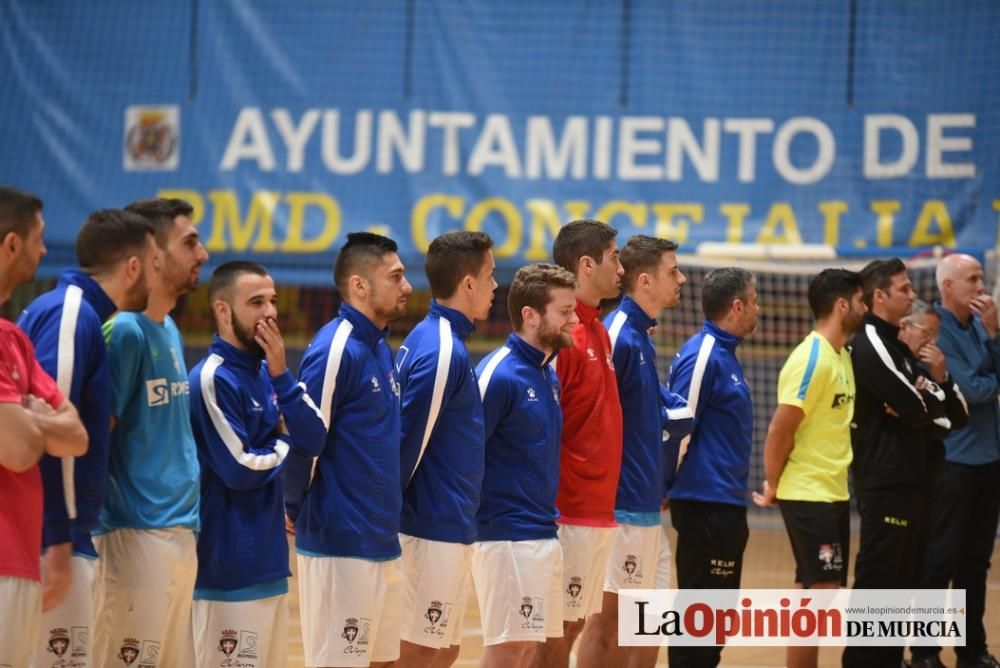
189;335;326;598
475;333;563;541
604;296;694;518
283;303;403;559
397;301;484;544
17;269;115;557
667;320;753;506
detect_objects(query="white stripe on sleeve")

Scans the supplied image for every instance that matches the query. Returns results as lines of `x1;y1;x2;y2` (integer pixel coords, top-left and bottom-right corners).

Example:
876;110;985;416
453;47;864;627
308;319;354;484
864;323;926;412
56;285;83;520
477;347;511;400
607;311;628;351
676;334;716;471
297;381;325;422
200;354;289;470
409;317;453;482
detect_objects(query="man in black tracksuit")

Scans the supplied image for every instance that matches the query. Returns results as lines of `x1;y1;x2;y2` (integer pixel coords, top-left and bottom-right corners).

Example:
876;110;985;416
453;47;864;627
842;260;969;668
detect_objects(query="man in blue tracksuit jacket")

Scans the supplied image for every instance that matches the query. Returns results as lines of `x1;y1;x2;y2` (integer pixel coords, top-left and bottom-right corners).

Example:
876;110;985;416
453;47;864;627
17;209;156;666
394;231;496;666
590;236;694;668
667;267;759;668
472;262;578;668
283;232;413;668
188;262;327;668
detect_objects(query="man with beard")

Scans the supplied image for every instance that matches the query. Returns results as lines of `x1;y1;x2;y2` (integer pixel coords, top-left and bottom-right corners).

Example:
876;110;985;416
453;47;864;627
18;208;158;667
188;262;327;668
753;269;864;668
284;232;413;668
395;231;496;668
473;263;578;668
93;198;208;667
668;267;760;668
0;187;88;668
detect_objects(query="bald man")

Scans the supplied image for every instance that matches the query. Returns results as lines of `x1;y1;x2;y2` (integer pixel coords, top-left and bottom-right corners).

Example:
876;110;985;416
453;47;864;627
911;254;1000;668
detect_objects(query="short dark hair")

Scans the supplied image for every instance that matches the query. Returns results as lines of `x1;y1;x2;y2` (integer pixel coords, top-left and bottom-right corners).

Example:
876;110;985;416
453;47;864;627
508;263;577;331
425;231;493;299
75;209;154;274
619;235;679;291
124;198;195;248
701;267;755;321
859;258;907;309
208;260;269;304
552;220;617;275
333;232;399;292
0;186;43;241
807;268;862;320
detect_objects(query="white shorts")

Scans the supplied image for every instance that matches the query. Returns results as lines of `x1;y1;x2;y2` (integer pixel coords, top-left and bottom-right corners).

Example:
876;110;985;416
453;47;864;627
557;524;616;622
297;554;402;667
0;575;41;667
398;535;472;649
91;528;197;668
193;593;289;668
603;523;664;593
35;554;98;667
655;516;674;589
472;539;564;646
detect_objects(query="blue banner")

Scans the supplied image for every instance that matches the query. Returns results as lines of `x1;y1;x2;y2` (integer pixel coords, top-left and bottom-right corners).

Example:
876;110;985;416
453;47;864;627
1;1;998;286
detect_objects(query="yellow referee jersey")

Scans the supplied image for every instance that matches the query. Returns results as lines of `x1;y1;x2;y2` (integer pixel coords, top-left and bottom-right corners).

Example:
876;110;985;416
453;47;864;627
775;330;856;502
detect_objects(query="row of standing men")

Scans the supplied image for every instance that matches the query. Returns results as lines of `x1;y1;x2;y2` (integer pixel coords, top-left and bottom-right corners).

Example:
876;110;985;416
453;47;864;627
0;188;998;668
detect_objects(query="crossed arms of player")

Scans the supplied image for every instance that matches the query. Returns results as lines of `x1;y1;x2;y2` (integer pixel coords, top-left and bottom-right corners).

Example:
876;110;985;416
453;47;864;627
0;396;88;473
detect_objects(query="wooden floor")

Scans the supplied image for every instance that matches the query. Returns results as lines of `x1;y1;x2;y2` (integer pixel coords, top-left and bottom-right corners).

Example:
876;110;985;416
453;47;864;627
284;524;1000;667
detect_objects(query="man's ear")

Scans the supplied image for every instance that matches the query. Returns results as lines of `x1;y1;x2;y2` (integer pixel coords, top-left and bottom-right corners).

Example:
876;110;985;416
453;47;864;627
211;299;230;326
349;274;367;298
522;305;539;328
0;230;19;255
125;255;141;282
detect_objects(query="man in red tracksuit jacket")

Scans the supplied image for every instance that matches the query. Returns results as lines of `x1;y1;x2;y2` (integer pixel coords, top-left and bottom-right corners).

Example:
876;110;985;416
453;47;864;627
535;219;624;668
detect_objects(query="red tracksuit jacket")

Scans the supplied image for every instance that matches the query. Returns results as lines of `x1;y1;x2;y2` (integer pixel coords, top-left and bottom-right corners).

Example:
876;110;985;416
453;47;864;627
554;300;624;526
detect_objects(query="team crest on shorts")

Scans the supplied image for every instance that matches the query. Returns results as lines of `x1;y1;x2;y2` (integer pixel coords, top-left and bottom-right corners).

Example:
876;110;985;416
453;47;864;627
424;599;446;636
46;627;70;658
519;596;544;631
342;617;370;656
623;553;643;584
519;597;534;620
818;543;843;571
218;629;239;657
118;637;141;665
567;576;583;606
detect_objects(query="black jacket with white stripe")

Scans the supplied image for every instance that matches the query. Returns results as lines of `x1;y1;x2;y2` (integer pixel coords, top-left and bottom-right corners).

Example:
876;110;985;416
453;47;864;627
849;313;968;491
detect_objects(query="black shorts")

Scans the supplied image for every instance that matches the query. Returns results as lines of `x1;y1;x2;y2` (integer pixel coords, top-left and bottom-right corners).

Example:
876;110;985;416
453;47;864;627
670;499;749;589
778;499;850;587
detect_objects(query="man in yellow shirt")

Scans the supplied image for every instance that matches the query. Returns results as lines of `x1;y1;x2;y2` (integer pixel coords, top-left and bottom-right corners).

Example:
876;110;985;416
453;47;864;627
753;268;865;668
